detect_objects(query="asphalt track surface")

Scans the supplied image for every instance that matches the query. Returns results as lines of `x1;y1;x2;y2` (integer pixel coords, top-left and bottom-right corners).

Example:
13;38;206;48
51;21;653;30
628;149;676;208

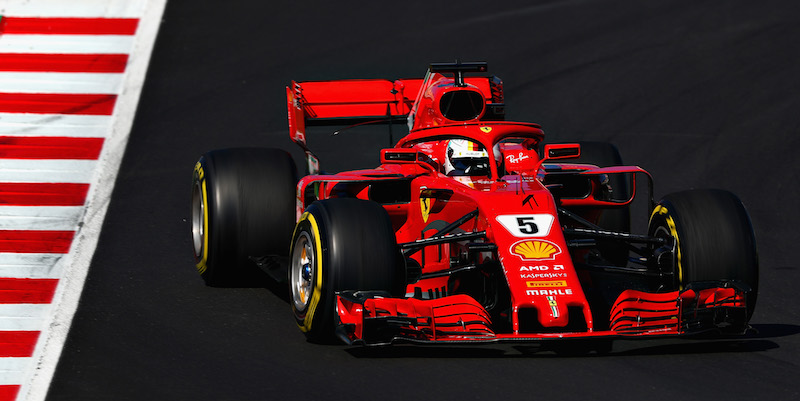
47;0;800;399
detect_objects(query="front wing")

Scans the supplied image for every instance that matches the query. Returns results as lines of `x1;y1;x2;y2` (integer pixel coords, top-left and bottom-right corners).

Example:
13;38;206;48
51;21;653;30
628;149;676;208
335;283;750;345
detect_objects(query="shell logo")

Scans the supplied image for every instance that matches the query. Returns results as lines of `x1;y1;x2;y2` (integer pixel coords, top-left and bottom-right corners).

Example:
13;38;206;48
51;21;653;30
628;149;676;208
510;240;562;261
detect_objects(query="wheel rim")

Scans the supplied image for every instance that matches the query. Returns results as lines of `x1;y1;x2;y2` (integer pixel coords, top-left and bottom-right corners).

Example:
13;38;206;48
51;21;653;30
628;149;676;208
652;225;670;240
191;182;205;259
291;231;315;312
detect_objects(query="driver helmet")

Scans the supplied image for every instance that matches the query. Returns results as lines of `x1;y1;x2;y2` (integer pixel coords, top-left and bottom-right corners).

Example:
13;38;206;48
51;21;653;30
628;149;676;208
444;139;490;176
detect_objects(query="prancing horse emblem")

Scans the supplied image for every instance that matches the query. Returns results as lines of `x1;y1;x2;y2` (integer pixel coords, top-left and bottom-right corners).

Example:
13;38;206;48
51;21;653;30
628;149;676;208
420;196;431;223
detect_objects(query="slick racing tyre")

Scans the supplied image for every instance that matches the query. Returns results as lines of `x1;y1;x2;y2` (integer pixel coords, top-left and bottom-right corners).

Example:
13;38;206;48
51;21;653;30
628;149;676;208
192;148;297;287
648;189;759;320
545;141;631;266
289;198;405;343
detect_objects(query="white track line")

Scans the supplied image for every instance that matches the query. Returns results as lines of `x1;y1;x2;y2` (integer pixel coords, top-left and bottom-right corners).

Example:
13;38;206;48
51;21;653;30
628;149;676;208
0;305;52;331
0;358;36;386
0;114;112;138
0;0;147;18
0;206;84;231
0;254;65;279
0;160;97;184
0;35;135;55
0;73;123;95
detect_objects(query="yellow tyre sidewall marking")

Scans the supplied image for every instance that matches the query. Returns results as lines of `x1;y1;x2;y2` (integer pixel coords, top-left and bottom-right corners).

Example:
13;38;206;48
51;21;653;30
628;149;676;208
295;212;324;333
194;162;210;275
650;205;683;289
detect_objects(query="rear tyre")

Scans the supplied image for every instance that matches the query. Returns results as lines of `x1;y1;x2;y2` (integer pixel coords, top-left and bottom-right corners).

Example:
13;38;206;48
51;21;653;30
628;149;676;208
192;148;297;286
289;198;405;343
648;189;758;320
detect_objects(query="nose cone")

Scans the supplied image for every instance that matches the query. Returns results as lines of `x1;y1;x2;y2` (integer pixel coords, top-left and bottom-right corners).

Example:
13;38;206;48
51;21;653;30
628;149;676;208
539;295;569;327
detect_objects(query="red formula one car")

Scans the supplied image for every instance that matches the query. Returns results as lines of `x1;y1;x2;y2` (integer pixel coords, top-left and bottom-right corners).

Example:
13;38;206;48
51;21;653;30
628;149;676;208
191;62;758;347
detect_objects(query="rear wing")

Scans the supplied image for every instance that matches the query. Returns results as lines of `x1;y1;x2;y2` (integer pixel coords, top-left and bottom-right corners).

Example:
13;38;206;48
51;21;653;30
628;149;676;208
286;74;501;174
286;78;422;174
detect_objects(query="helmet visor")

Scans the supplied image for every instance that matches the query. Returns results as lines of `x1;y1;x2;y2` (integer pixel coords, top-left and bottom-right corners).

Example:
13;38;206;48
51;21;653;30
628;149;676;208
449;157;489;176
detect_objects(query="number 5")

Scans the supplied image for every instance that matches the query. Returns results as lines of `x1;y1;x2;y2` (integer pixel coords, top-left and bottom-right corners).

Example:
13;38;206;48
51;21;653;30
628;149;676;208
517;217;539;234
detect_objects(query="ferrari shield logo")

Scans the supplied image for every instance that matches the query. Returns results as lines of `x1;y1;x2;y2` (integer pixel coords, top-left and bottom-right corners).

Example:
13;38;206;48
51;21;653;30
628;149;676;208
480;126;493;133
420;196;431;223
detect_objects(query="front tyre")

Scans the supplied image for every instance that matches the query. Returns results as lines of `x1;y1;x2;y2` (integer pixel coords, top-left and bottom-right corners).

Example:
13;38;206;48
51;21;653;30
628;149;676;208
648;189;758;320
290;198;405;343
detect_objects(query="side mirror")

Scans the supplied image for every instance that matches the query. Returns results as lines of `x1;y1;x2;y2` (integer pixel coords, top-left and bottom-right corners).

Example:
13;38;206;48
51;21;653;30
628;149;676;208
381;148;418;163
531;143;581;173
381;148;439;173
542;143;581;160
